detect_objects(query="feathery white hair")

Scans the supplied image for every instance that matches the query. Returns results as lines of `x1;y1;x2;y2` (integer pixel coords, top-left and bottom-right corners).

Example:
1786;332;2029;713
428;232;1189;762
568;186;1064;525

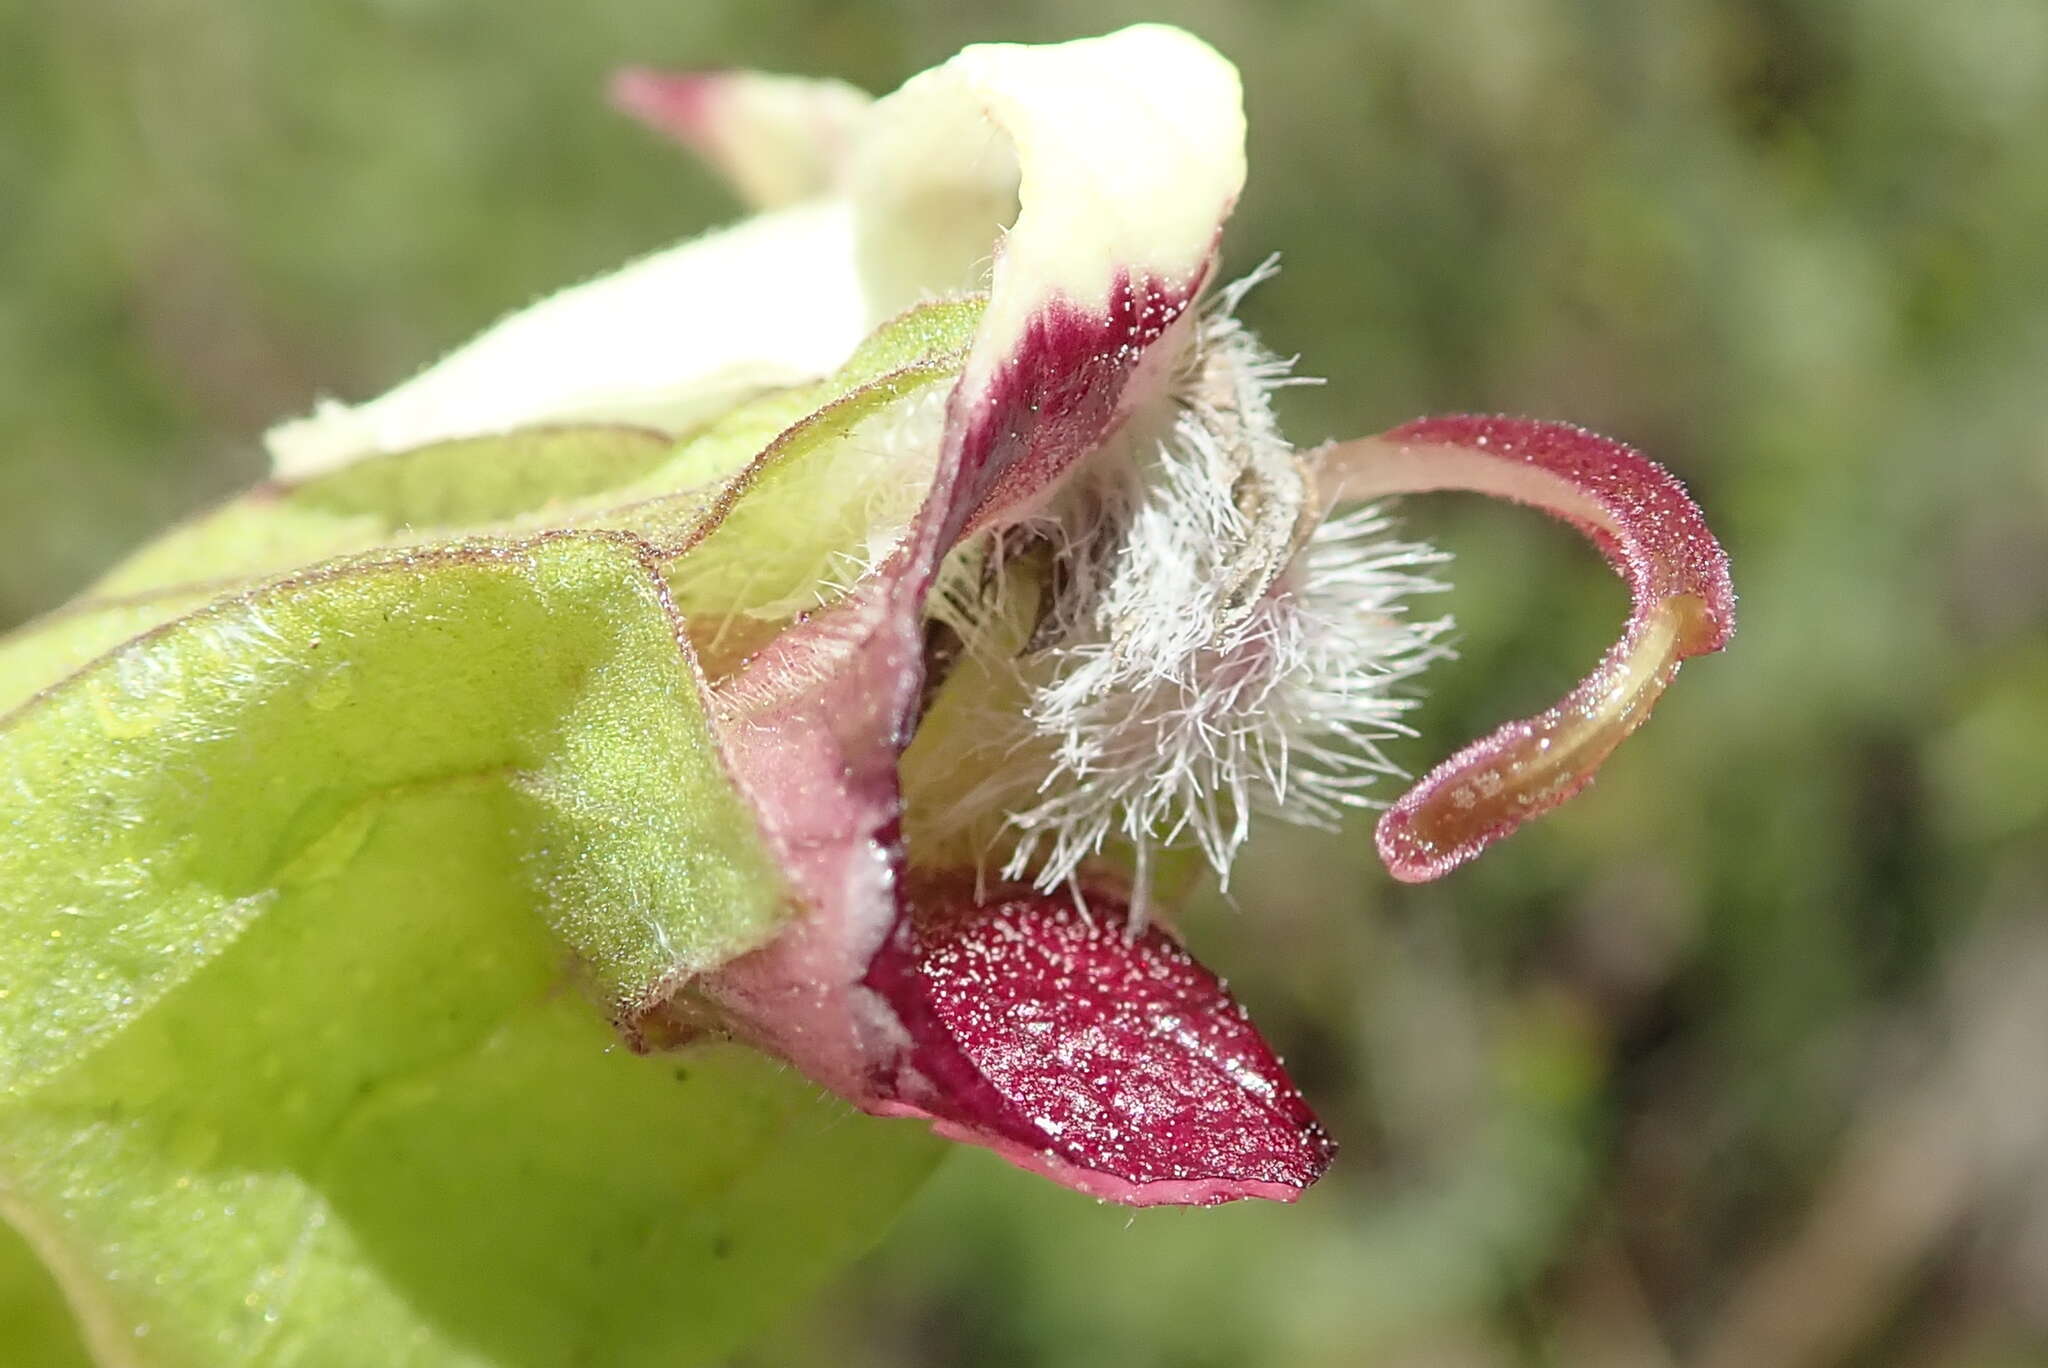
932;262;1453;905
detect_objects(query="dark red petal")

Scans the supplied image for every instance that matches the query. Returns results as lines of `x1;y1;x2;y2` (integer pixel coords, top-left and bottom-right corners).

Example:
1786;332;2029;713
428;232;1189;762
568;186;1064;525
944;271;1207;541
862;880;1335;1206
1319;416;1736;882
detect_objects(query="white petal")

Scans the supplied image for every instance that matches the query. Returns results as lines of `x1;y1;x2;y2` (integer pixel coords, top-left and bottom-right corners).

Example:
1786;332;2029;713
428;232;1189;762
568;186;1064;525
266;198;867;478
854;24;1245;384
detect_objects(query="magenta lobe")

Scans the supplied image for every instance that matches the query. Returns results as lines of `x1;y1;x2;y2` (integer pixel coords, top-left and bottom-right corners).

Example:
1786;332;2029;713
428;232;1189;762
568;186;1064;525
1354;415;1736;881
944;269;1205;543
863;881;1335;1206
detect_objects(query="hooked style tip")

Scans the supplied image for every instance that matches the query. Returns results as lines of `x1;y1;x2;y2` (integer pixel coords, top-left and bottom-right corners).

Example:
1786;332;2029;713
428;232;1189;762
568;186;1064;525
1375;592;1713;881
1318;416;1735;881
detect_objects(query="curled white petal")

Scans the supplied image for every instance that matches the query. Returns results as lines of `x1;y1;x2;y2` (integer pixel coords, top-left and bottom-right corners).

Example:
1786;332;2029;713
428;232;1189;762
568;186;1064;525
854;24;1246;391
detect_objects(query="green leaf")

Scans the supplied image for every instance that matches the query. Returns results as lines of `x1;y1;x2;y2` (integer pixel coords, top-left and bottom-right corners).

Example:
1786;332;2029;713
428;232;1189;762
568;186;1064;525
0;297;991;1363
0;427;685;716
0;534;941;1363
0;587;223;720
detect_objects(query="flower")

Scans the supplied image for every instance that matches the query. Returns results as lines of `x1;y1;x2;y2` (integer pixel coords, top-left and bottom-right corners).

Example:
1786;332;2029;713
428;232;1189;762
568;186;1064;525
266;26;1734;1205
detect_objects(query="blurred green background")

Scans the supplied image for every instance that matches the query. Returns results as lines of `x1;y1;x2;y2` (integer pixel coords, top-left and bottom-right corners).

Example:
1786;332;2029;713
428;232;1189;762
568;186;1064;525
5;0;2047;1364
